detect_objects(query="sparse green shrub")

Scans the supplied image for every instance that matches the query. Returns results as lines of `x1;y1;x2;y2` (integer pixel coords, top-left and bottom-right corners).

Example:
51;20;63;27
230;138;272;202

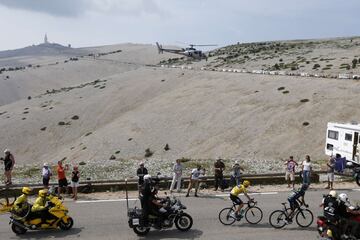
313;64;321;69
145;148;154;158
352;58;358;68
279;58;283;62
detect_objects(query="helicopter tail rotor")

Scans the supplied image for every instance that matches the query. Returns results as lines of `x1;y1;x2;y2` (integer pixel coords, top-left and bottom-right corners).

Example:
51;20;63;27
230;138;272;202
156;42;163;54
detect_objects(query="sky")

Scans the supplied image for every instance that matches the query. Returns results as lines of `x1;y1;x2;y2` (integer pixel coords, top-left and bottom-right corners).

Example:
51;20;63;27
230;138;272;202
0;0;360;51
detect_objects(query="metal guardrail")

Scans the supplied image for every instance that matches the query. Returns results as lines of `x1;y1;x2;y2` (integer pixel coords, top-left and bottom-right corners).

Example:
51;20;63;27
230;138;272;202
0;171;345;190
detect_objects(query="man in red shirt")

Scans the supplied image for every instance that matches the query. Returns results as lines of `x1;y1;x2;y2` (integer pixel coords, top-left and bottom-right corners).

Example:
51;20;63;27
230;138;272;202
284;156;298;189
57;161;69;197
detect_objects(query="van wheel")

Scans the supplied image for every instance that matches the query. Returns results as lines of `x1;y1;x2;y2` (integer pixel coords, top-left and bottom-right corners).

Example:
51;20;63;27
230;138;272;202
11;223;27;235
59;217;74;230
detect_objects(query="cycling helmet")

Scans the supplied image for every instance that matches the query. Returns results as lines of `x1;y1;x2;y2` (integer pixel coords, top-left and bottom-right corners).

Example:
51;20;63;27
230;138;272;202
143;174;152;181
22;187;32;195
243;180;250;187
329;190;337;198
4;149;10;154
338;193;349;203
39;189;49;198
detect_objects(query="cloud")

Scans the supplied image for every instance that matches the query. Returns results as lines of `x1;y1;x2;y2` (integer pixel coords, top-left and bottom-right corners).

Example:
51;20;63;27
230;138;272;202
0;0;84;17
0;0;165;17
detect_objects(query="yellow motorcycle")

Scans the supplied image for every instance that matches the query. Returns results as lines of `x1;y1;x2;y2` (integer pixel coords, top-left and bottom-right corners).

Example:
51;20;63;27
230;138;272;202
9;194;73;235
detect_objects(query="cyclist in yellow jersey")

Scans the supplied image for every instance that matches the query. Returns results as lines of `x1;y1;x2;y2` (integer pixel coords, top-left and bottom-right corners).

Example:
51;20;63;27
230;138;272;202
229;180;252;219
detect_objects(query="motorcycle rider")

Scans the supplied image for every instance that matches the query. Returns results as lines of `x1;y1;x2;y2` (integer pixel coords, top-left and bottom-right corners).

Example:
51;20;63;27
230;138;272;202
229;180;252;219
31;189;52;226
140;174;153;223
13;187;32;216
337;193;360;237
320;190;339;222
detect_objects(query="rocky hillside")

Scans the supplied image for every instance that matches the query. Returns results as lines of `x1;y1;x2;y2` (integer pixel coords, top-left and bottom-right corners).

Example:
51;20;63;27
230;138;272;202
0;40;359;183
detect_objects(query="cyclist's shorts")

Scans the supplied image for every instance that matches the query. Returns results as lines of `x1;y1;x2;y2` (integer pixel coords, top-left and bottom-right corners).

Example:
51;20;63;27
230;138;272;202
230;194;243;205
288;198;299;210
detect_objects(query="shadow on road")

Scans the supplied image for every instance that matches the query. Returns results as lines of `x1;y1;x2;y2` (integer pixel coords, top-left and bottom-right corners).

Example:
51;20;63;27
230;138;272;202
137;229;203;239
9;227;83;239
230;222;317;232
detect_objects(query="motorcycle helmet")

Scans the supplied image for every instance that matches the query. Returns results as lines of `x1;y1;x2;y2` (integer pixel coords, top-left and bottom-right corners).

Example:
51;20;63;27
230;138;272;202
143;174;152;181
22;187;32;195
39;189;49;198
329;190;337;198
243;180;250;187
338;193;349;203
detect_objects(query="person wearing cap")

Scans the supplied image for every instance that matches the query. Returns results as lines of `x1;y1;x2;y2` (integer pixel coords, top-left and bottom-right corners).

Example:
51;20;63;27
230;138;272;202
42;163;52;188
231;160;244;187
170;159;183;193
137;162;148;186
71;166;80;200
1;149;15;185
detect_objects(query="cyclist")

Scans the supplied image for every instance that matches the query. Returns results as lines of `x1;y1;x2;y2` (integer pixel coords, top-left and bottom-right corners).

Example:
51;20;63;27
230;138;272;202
229;180;252;219
287;183;309;222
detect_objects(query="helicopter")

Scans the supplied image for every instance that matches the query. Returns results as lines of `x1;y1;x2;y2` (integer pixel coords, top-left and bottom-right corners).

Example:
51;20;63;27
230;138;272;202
156;42;217;61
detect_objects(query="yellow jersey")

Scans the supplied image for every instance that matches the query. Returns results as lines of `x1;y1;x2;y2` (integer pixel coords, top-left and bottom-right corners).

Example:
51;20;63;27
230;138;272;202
230;184;247;196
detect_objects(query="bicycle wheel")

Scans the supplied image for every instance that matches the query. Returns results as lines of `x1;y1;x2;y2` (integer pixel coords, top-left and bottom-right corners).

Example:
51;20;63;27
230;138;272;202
269;210;287;229
245;206;263;224
295;209;313;227
218;207;236;225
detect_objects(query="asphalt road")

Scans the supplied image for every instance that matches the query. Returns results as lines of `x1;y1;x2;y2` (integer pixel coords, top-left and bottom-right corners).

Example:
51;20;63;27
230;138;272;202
0;188;359;240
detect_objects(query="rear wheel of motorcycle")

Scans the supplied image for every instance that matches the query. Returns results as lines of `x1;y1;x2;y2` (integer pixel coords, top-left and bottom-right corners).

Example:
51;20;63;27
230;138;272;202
175;213;193;231
133;226;150;236
59;217;74;230
11;223;27;235
356;175;360;186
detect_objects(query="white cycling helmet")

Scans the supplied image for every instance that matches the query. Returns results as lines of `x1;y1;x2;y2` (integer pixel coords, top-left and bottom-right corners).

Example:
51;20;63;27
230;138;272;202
329;190;337;198
338;193;349;203
143;174;152;181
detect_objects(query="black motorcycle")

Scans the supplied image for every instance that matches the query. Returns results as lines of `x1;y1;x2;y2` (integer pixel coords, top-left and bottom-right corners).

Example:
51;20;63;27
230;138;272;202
346;160;360;186
317;207;360;240
128;196;193;236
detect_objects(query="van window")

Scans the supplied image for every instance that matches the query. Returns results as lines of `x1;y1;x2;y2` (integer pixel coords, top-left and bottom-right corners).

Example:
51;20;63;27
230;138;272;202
345;133;352;141
326;144;333;150
328;130;338;140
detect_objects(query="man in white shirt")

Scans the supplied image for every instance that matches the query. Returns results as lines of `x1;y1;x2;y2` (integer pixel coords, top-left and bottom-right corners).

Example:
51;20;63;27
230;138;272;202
186;165;201;197
170;159;183;193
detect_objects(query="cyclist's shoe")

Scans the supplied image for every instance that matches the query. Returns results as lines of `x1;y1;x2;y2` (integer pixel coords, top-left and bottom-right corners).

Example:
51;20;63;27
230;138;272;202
229;212;236;219
284;218;292;225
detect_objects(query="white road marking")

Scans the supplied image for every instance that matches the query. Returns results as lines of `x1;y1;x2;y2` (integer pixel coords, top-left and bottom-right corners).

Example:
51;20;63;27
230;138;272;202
77;199;137;203
215;192;278;197
353;189;360;192
77;192;280;203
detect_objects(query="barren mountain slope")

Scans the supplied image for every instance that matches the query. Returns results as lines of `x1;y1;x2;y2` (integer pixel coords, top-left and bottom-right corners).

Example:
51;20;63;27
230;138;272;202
0;41;359;182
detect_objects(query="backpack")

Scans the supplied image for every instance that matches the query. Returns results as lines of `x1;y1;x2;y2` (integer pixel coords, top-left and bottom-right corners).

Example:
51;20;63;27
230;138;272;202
323;195;339;221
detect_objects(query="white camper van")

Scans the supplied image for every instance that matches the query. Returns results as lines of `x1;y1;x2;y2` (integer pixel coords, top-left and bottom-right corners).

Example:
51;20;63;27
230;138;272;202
325;122;360;162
